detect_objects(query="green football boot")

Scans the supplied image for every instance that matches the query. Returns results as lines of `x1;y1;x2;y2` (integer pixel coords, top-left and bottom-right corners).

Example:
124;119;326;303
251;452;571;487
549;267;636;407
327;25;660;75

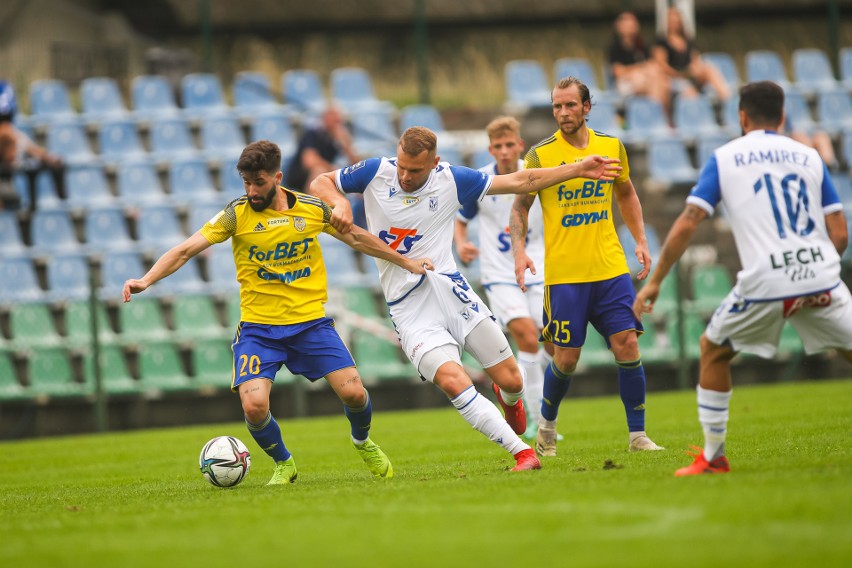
353;438;394;479
266;456;298;486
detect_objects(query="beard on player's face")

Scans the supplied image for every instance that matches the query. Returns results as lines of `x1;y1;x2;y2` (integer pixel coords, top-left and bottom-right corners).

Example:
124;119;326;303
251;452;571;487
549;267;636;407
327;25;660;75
248;184;276;211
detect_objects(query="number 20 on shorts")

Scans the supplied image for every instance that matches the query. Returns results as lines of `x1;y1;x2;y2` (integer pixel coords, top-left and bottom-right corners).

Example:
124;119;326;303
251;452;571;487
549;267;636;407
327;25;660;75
239;354;261;377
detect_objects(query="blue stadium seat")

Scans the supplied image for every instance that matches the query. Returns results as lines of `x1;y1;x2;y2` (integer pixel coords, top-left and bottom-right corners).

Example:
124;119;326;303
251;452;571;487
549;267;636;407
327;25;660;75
31;171;65;211
587;98;624;138
116;158;168;206
205;245;239;294
437;146;463;166
148;117;198;163
199;115;246;162
167;156;220;204
282;69;326;114
400;104;445;133
11;173;31;210
181;73;231;119
330;67;392;113
842;129;852;172
46;120;98;165
136;203;187;250
30;209;82;255
695;132;733;168
318;233;368;287
832;173;852;211
647;138;699;189
249;110;297;165
721;96;741;137
131;75;180;120
350;107;398;157
99;250;146;296
29;79;78;126
65;164;115;209
0;255;45;304
841;47;852;92
622;96;673;145
553;57;606;99
98;118;146;166
617;224;661;276
792;48;839;97
148;253;206;296
217;157;245;200
187;201;226;233
745;50;792;91
469;148;493;170
673;94;723;143
816;89;852;136
46;252;91;302
504;60;552;110
702;52;741;99
84;206;136;253
80;77;129;124
784;90;818;134
0;211;26;256
233;71;294;121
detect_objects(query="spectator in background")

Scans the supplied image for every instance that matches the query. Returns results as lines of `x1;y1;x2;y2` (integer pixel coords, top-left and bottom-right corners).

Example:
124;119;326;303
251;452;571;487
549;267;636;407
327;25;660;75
652;6;731;102
285;106;366;227
786;120;839;171
608;11;671;115
0;80;65;210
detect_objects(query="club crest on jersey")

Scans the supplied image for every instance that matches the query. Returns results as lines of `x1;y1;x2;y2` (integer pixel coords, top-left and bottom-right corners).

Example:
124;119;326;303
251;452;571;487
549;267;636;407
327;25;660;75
253;222;266;232
429;197;438;211
402;196;419;207
293;216;306;232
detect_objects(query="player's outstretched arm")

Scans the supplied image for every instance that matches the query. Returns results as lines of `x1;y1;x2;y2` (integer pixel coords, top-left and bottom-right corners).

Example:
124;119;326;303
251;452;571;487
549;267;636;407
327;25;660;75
487;155;621;196
122;232;212;302
333;225;434;275
633;204;706;319
825;210;849;256
309;171;353;233
510;193;536;292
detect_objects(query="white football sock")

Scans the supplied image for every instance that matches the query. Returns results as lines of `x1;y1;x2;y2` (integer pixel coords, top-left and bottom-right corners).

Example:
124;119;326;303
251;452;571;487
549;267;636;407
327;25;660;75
451;385;528;455
517;350;543;424
697;385;732;461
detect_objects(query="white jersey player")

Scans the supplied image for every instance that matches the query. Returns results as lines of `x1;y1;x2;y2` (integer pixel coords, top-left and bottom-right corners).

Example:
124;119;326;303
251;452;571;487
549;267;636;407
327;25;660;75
310;126;622;472
453;116;552;440
634;81;852;476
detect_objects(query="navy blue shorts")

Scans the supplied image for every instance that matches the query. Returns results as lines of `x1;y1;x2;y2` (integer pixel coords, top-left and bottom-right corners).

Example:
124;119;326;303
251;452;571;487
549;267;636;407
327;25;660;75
231;318;355;390
541;274;643;348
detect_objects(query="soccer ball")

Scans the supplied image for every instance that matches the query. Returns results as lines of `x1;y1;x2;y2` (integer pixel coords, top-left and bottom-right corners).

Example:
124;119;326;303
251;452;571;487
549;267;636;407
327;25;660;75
199;436;251;487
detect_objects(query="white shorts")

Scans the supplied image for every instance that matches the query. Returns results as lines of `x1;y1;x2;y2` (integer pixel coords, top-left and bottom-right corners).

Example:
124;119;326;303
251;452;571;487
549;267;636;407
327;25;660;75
483;282;544;330
705;282;852;358
389;271;496;379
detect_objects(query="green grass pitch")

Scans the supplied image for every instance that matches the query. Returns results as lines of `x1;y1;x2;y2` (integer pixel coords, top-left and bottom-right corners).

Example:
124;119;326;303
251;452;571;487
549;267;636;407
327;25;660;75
1;379;851;567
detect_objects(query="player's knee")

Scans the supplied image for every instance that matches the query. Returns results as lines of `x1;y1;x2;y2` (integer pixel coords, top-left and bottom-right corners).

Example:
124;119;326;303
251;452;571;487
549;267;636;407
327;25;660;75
340;385;368;408
433;364;473;398
699;334;734;363
610;330;640;360
242;399;269;424
552;352;579;375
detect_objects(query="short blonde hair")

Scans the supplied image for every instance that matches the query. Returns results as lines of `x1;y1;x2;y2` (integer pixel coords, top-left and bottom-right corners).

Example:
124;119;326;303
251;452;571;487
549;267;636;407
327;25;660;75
485;116;521;141
399;126;437;156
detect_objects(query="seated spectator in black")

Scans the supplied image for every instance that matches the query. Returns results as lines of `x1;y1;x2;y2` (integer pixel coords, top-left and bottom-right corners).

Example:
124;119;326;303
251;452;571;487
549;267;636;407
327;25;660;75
652;7;731;102
608;11;671;115
0;80;65;210
286;106;360;192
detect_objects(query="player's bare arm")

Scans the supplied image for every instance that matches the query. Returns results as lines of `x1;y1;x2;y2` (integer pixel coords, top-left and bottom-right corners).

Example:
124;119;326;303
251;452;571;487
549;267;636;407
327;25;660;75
825;210;849;256
633;204;707;318
453;218;479;264
510;193;536;291
333;224;433;274
309;171;354;233
122;231;212;302
613;178;652;280
487;155;621;195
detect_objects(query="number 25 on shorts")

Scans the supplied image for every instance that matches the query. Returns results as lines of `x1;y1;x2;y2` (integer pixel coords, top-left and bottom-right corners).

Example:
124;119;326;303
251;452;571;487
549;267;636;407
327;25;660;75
549;319;571;344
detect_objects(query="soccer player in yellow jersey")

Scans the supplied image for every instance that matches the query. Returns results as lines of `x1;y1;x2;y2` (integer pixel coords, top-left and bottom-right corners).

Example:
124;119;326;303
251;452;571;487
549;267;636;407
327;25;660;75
122;140;433;485
511;77;663;455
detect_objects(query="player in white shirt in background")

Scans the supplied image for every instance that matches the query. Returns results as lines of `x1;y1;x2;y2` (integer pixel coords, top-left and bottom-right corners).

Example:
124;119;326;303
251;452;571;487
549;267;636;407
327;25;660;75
454;116;555;440
311;126;620;472
634;81;852;476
